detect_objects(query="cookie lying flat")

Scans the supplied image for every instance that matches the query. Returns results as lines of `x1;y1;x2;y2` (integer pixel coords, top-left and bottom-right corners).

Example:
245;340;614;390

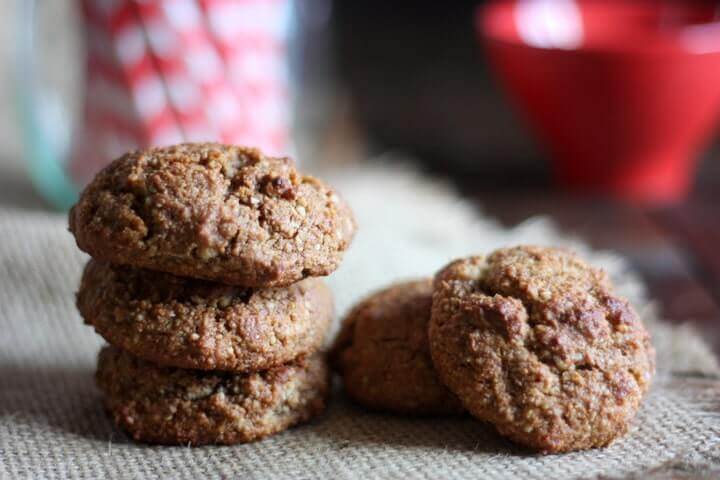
69;143;355;287
77;260;333;372
429;246;655;453
96;346;329;445
331;279;464;415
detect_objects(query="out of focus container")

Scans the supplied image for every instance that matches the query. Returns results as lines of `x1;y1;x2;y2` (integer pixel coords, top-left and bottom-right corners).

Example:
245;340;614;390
479;0;720;203
17;0;295;209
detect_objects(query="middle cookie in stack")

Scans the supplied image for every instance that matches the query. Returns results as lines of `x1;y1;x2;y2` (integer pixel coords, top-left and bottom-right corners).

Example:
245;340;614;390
77;262;334;372
71;143;356;445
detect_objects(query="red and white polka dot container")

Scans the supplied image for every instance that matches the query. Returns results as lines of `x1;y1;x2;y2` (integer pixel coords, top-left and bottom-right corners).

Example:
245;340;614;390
71;0;291;185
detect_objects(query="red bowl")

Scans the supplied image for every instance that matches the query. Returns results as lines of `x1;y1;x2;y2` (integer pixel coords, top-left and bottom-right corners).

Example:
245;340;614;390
479;0;720;203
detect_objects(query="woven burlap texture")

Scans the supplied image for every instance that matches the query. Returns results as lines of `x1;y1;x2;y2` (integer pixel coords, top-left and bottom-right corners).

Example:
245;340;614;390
1;163;719;480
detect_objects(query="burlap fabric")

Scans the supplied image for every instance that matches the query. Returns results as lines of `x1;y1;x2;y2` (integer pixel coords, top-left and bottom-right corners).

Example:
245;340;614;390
1;163;719;479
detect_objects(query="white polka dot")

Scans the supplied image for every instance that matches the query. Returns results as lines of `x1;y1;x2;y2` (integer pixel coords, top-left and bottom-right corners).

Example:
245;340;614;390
115;25;147;67
207;89;241;124
185;47;223;83
163;0;202;29
253;97;286;127
208;2;286;38
167;76;201;113
230;51;284;84
133;76;167;120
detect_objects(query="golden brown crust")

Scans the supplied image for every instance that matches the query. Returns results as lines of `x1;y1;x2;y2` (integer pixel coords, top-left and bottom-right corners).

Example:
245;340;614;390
428;246;655;453
331;279;464;416
96;346;330;445
69;143;356;287
78;260;333;372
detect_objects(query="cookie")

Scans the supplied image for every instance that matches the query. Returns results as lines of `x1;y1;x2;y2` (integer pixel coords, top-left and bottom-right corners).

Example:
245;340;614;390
69;143;356;287
331;279;464;415
429;246;655;453
96;346;330;445
77;260;333;372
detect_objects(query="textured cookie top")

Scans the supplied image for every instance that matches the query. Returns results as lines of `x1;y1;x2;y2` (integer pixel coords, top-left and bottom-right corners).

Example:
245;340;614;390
77;259;333;372
331;279;464;415
96;346;329;445
429;246;655;453
69;143;356;287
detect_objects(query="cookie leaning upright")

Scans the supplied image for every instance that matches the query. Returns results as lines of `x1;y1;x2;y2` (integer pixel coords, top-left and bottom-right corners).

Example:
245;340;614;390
331;279;464;416
69;143;356;287
428;246;655;453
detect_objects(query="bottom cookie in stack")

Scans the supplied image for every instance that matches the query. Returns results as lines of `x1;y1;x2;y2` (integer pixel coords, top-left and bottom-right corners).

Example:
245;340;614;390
96;346;330;445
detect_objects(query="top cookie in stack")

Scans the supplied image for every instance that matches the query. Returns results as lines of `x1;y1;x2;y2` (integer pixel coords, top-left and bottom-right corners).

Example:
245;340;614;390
70;143;356;288
69;143;356;445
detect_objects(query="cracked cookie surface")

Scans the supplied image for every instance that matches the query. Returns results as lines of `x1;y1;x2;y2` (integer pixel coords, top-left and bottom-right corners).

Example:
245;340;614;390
78;260;333;372
331;279;464;415
96;346;330;445
428;246;655;453
69;143;356;287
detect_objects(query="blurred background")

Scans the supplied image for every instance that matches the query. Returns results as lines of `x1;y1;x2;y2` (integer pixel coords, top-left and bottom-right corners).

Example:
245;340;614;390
2;0;720;346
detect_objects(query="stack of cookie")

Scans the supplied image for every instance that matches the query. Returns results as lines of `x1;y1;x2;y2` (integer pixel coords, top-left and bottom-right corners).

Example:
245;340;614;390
332;246;655;453
70;143;356;445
